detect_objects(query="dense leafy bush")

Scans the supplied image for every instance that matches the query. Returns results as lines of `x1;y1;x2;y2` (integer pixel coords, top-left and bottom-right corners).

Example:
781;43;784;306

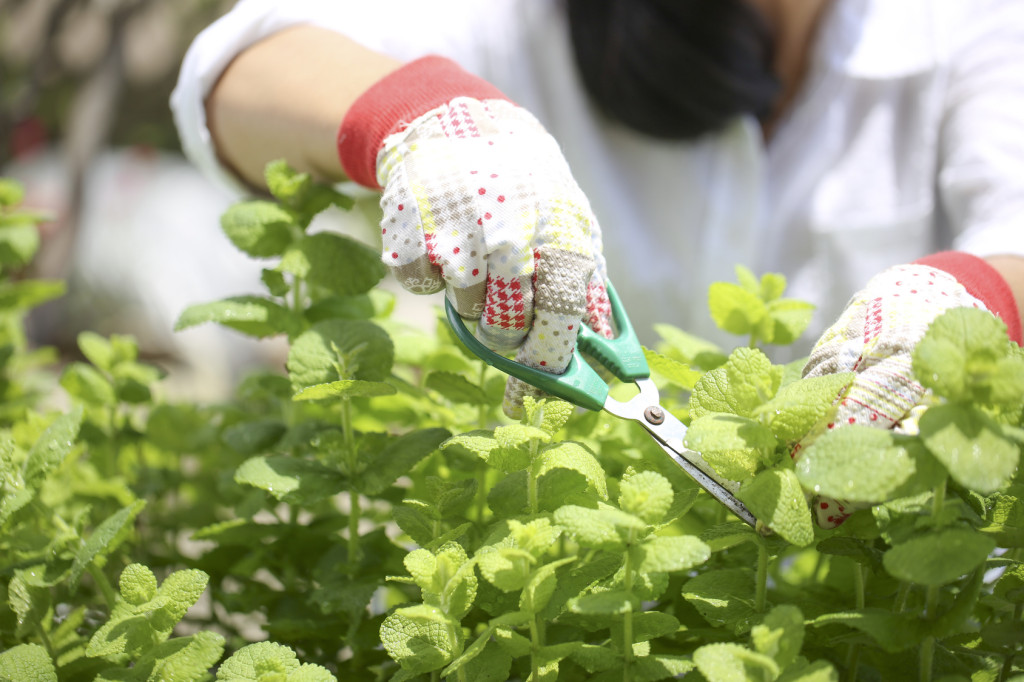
0;167;1022;681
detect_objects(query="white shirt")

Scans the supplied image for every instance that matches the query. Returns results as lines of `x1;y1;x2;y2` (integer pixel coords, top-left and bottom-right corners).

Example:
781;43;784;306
171;0;1024;353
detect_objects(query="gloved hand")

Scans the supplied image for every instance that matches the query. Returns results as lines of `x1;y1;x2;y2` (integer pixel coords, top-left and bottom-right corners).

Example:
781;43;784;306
799;252;1022;527
338;57;612;417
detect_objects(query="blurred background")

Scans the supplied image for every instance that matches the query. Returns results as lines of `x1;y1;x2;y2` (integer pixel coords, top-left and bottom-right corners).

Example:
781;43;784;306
0;0;311;399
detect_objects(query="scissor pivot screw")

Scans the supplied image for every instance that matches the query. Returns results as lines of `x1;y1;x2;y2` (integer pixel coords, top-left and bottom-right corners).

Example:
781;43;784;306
644;406;665;425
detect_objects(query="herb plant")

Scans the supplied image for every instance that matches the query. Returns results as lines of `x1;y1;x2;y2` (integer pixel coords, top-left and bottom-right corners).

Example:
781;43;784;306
0;168;1022;682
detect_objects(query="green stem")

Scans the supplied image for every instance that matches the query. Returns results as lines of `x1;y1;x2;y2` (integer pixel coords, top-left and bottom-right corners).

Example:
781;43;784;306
529;615;542;682
999;604;1023;681
854;562;866;610
475;466;488;525
340;398;360;569
755;540;769;613
88;564;118;611
34;622;55;660
527;439;540;516
623;529;636;682
894;582;911;613
920;480;946;682
845;563;866;682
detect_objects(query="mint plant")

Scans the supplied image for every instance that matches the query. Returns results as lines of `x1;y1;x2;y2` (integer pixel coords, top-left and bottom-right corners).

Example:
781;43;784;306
1;168;1022;681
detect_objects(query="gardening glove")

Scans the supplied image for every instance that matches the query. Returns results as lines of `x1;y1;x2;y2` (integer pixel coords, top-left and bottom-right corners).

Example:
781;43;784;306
798;252;1022;528
338;56;613;418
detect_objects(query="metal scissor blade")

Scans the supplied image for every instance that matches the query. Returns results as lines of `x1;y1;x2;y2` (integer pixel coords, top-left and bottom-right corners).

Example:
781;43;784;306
605;379;759;529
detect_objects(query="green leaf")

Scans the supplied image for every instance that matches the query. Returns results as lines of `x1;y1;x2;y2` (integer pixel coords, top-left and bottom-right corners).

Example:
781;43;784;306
619;470;674;525
146;404;218;452
477;548;535;592
682;568;759;634
737;469;814;546
632;655;697;682
775;660;838;682
751;605;804;668
0;279;64;311
522;397;575;436
521;558;574;614
554;504;646;550
920;404;1019;494
569;589;635;615
570;644;621;673
235;455;346;505
426;371;489;404
380;604;460;674
537;441;608;500
616;611;681;643
811;609;925;653
221;418;287;455
882;527;995;586
0;643;56;682
281;232;386;296
685;414;777;481
220;200;296;257
216;640;334;680
755;373;853;444
111;631;226;682
764;298;816;346
77;331;116;371
643;347;702;390
709;282;766;337
795;425;943;503
69;499;146;588
393;503;435;546
175;296;303;338
653;323;728;370
633;535;711;573
287;319;394;392
292;379;397;401
265;159;354;216
0;178;26;207
261;267;290;297
690;348;778;419
442;430;499;461
60;362;117;405
23;407;83;486
913;306;1022;407
361;428;449;495
0;223;40;267
693;642;780;682
9;570;51;637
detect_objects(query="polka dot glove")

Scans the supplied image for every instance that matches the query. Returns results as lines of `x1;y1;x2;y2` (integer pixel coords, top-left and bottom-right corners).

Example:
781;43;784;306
376;97;613;417
799;261;992;528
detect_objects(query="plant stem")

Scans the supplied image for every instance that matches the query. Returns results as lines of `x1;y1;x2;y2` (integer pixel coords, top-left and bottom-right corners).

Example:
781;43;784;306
529;615;542;682
527;438;540;516
623;530;636;682
340;398;360;569
88;563;118;611
919;480;947;682
999;603;1023;681
845;563;866;682
755;540;769;613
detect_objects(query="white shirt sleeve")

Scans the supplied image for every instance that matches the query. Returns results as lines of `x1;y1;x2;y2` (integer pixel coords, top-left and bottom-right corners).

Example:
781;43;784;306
169;0;513;196
939;0;1024;258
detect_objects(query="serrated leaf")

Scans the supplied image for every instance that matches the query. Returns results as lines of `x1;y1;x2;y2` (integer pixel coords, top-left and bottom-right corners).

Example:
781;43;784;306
23;407;83;486
644;347;702;390
554;505;645;550
751;605;804;668
380;604;459;674
216;640;334;680
700;521;760;552
755;373;853;444
495;423;551;449
0;643;56;682
520;558;574;614
221;419;287;455
920;404;1019;494
775;659;838;682
113;630;226;682
281;232;386;296
59;363;115;405
570;644;621;673
522;397;575;436
536;441;608;500
690;348;778;419
738;469;814;546
795;425;942;503
632;654;697;682
618;470;674;525
693;642;780;682
682;568;758;634
709;282;766;337
570;589;635;615
764;298;815;346
9;570;51;637
292;379;397;401
882;527;995;586
235;455;347;505
685;414;777;481
442;430;499;461
287;319;393;392
361;428;449;495
220;200;296;257
265;159;354;217
653;323;728;370
393;504;435;546
634;535;710;573
69;500;146;588
426;371;489;404
811;609;926;653
175;296;302;338
477;548;535;592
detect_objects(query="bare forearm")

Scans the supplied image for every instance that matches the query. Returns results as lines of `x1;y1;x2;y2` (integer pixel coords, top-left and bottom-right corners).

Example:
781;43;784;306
984;254;1024;333
205;25;402;188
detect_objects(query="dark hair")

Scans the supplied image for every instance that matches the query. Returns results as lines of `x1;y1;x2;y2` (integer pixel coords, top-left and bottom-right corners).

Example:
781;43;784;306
567;0;780;139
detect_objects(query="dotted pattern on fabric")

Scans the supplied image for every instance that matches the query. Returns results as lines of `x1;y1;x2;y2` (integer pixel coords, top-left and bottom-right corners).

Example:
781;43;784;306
375;97;612;416
799;264;987;528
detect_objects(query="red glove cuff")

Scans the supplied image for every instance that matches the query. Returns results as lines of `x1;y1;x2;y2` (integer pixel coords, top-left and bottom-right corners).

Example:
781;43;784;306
914;251;1022;344
336;56;511;189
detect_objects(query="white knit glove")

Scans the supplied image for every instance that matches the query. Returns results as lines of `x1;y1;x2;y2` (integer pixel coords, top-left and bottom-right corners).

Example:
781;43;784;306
799;263;988;527
376;97;613;417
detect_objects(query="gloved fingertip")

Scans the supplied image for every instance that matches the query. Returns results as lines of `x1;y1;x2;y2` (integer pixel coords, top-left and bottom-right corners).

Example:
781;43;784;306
503;376;544;420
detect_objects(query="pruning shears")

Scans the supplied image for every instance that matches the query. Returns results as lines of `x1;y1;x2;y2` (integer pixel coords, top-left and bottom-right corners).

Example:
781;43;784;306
444;281;760;529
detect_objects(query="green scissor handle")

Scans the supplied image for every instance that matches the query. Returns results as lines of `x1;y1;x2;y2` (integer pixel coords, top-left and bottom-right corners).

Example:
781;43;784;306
444;281;650;412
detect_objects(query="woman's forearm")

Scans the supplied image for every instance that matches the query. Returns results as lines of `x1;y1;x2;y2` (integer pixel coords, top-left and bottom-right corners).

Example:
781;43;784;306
205;25;402;188
985;254;1024;332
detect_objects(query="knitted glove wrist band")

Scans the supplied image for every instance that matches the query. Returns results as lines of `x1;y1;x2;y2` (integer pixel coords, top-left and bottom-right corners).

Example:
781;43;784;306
914;251;1022;344
337;55;511;189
